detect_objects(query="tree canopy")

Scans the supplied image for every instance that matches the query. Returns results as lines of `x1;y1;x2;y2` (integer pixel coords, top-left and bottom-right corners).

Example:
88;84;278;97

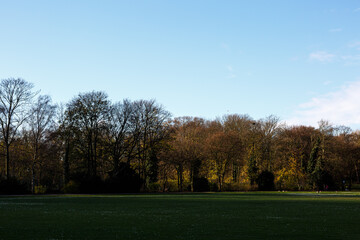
1;78;360;194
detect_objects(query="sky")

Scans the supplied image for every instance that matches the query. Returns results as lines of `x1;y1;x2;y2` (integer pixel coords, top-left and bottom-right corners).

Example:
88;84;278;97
1;1;360;129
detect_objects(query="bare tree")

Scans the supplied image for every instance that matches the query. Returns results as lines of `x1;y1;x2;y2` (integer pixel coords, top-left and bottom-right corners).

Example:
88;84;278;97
26;95;57;192
108;99;134;175
0;78;36;179
55;103;78;185
131;99;171;188
66;91;111;177
258;115;281;171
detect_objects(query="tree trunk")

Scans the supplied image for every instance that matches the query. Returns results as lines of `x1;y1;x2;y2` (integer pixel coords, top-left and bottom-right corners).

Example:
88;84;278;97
93;135;97;177
177;164;183;192
32;162;36;193
5;144;10;179
63;140;70;185
113;154;119;176
354;164;360;183
218;176;222;192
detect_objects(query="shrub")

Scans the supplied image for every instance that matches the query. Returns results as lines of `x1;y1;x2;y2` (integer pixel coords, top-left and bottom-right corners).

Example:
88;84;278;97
105;162;142;193
257;171;275;191
34;185;47;194
63;180;80;194
209;181;219;192
147;182;161;192
79;176;104;193
159;179;179;192
222;182;252;191
0;177;28;194
193;177;210;192
321;171;335;191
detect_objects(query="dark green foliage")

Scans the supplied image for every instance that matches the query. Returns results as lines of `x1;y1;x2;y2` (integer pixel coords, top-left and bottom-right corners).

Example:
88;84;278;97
312;157;324;189
63;180;80;193
308;138;326;190
0;177;29;194
209;181;219;192
247;150;258;185
257;171;275;191
66;163;142;193
322;171;335;190
78;176;105;194
191;159;201;178
147;151;159;184
307;137;320;174
105;162;142;193
193;177;210;192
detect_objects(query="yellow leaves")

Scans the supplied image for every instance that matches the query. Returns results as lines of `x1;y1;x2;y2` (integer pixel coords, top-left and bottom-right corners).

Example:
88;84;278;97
275;156;305;190
238;165;251;184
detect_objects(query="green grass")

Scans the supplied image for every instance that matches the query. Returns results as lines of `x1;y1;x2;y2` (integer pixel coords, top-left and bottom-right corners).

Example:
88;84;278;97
1;192;360;239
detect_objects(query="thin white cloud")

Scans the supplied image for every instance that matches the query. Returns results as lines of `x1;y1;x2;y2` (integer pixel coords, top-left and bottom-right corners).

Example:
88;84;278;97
227;73;236;79
220;43;230;51
349;41;360;50
354;8;360;12
341;55;360;65
309;51;335;62
323;81;332;86
329;28;342;32
226;65;236;79
287;80;360;127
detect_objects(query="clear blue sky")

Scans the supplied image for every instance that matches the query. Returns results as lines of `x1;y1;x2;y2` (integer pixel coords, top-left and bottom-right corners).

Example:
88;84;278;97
1;1;360;129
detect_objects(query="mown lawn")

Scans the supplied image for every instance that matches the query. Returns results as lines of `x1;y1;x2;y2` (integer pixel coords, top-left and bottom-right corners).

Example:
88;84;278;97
1;192;360;239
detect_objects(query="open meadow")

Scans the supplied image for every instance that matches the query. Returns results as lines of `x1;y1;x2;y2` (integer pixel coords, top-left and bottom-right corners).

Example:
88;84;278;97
1;192;360;239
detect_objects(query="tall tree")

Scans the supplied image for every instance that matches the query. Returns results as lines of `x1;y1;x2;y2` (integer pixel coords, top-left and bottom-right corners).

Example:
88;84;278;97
222;114;253;182
0;78;36;179
56;104;76;185
107;99;134;176
66;91;111;177
206;128;242;191
26;95;57;192
258;115;281;171
307;137;322;189
131;99;171;188
165;117;206;191
275;125;316;190
247;145;259;186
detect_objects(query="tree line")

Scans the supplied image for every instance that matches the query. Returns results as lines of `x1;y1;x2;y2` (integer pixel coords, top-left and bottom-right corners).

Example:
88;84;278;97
0;78;359;194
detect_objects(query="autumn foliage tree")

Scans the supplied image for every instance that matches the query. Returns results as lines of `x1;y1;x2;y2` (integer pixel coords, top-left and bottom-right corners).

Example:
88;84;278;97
1;78;360;193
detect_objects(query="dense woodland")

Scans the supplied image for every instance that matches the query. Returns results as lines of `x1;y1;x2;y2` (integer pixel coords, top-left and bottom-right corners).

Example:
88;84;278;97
1;78;359;194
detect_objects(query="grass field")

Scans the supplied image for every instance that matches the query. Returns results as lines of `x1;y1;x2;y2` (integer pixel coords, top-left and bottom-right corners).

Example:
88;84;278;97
1;192;360;239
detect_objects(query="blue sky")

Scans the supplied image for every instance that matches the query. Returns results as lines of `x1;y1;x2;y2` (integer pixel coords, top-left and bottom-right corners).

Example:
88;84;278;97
1;1;360;129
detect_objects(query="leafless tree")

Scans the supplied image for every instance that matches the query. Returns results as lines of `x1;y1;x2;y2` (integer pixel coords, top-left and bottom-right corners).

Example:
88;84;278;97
108;99;134;175
131;99;171;188
26;95;57;192
0;78;36;179
66;91;111;177
258;115;281;171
